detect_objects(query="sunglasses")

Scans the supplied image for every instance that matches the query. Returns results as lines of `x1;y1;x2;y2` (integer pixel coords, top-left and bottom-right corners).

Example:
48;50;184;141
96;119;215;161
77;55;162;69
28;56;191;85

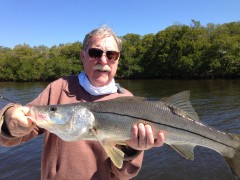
88;48;120;61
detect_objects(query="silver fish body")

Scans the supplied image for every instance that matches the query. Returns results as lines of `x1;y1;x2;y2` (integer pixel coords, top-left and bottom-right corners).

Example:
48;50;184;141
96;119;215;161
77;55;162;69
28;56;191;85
28;91;240;178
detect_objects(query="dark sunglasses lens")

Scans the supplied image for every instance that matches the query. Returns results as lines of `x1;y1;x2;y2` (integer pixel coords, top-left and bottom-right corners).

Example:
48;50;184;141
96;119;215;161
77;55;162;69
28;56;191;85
88;48;103;58
106;51;119;61
88;48;119;61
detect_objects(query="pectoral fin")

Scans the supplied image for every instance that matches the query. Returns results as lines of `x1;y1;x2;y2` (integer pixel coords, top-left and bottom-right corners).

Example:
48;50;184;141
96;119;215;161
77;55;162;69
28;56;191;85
103;142;125;169
90;129;125;169
170;143;196;160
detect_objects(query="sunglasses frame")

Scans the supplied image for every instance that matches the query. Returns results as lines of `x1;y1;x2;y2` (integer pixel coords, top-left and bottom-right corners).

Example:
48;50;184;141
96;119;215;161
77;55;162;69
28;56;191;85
88;48;120;61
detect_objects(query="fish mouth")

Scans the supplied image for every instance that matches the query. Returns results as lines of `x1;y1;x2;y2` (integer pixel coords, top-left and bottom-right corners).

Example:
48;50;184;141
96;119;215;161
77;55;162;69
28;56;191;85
26;106;37;123
26;107;50;125
93;64;111;72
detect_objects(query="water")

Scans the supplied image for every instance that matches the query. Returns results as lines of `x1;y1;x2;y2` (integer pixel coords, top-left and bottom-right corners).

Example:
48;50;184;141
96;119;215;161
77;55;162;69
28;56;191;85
1;79;240;180
0;82;48;180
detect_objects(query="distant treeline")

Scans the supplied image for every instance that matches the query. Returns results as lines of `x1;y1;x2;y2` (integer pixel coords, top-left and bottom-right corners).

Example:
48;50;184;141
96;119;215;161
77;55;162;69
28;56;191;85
0;20;240;82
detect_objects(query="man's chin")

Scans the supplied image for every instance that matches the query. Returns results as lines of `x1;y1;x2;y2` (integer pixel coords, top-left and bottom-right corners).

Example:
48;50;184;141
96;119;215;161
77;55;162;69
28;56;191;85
91;78;110;87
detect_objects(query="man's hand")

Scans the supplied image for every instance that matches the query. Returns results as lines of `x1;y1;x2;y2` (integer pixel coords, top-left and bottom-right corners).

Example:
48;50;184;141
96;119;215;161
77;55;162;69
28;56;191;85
4;106;35;137
126;123;164;150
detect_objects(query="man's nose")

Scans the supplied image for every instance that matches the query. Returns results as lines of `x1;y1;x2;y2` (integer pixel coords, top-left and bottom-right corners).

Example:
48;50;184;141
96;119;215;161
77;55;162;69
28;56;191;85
98;53;108;64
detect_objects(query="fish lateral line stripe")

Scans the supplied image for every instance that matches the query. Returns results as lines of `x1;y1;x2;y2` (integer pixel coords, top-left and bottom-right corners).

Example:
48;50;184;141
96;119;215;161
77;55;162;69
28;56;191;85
93;111;238;151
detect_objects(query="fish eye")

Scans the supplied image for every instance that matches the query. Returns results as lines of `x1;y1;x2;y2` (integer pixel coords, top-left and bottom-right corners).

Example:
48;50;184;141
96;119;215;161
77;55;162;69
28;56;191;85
50;107;57;112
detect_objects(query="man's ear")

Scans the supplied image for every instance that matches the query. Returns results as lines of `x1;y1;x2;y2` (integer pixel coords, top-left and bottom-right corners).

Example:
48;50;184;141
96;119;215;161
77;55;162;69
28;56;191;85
80;50;85;63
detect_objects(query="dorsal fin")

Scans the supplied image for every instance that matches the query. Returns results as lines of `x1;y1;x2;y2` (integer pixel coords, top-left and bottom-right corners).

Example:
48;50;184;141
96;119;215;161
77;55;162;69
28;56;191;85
162;91;199;121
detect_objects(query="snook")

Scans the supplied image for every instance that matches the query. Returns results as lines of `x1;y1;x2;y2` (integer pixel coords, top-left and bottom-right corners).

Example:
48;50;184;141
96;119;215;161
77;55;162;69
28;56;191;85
28;91;240;178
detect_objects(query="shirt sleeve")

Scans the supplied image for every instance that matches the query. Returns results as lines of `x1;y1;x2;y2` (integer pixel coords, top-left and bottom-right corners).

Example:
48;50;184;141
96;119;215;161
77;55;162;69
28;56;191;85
0;83;54;146
0;103;43;146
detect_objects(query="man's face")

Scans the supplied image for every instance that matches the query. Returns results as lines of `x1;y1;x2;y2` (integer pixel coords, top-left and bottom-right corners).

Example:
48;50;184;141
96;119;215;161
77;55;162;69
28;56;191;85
81;36;120;87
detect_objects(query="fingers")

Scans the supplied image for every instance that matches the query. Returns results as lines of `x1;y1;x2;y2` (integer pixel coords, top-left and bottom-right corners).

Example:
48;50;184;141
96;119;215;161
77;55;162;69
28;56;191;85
131;125;138;141
155;132;165;147
128;123;165;150
4;106;35;137
138;123;146;147
138;123;156;149
10;124;36;137
12;106;32;127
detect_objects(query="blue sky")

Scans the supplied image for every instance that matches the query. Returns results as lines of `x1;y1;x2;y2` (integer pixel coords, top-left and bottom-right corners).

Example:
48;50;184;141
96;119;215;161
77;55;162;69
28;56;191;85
0;0;239;48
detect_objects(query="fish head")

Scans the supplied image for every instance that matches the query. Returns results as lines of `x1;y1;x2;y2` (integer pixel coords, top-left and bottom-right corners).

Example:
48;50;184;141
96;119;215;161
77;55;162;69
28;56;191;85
28;105;67;125
28;104;95;141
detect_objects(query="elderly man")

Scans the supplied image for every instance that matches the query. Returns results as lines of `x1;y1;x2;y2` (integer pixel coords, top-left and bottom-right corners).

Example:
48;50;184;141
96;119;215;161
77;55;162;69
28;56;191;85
0;26;164;180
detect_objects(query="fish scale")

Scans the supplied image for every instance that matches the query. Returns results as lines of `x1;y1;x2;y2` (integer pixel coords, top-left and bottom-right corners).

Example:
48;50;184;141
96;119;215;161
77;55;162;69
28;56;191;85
86;97;240;150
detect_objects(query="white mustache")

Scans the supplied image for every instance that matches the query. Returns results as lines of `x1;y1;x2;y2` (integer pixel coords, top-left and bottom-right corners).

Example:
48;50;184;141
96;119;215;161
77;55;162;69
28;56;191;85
93;64;111;72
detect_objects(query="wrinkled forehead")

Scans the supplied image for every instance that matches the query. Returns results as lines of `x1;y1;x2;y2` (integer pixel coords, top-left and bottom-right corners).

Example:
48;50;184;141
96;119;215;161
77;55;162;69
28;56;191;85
91;33;112;41
88;35;119;50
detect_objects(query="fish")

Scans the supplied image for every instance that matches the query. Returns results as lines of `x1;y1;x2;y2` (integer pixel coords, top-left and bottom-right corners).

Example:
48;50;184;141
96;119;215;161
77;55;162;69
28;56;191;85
27;91;240;178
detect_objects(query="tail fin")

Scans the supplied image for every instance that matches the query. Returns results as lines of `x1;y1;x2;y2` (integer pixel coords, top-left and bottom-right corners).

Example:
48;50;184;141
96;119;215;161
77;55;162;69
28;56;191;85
224;134;240;179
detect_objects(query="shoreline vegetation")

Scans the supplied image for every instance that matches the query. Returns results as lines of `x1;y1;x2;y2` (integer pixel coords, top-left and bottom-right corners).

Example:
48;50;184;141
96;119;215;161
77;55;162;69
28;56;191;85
0;20;240;82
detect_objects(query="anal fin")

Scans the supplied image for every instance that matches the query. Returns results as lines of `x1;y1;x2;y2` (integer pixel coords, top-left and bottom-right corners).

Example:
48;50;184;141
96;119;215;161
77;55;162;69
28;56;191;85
170;143;196;160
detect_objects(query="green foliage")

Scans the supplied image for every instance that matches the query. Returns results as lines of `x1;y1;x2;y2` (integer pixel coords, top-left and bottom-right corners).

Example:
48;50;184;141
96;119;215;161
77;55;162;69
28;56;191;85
0;42;83;81
0;21;239;81
118;33;144;78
